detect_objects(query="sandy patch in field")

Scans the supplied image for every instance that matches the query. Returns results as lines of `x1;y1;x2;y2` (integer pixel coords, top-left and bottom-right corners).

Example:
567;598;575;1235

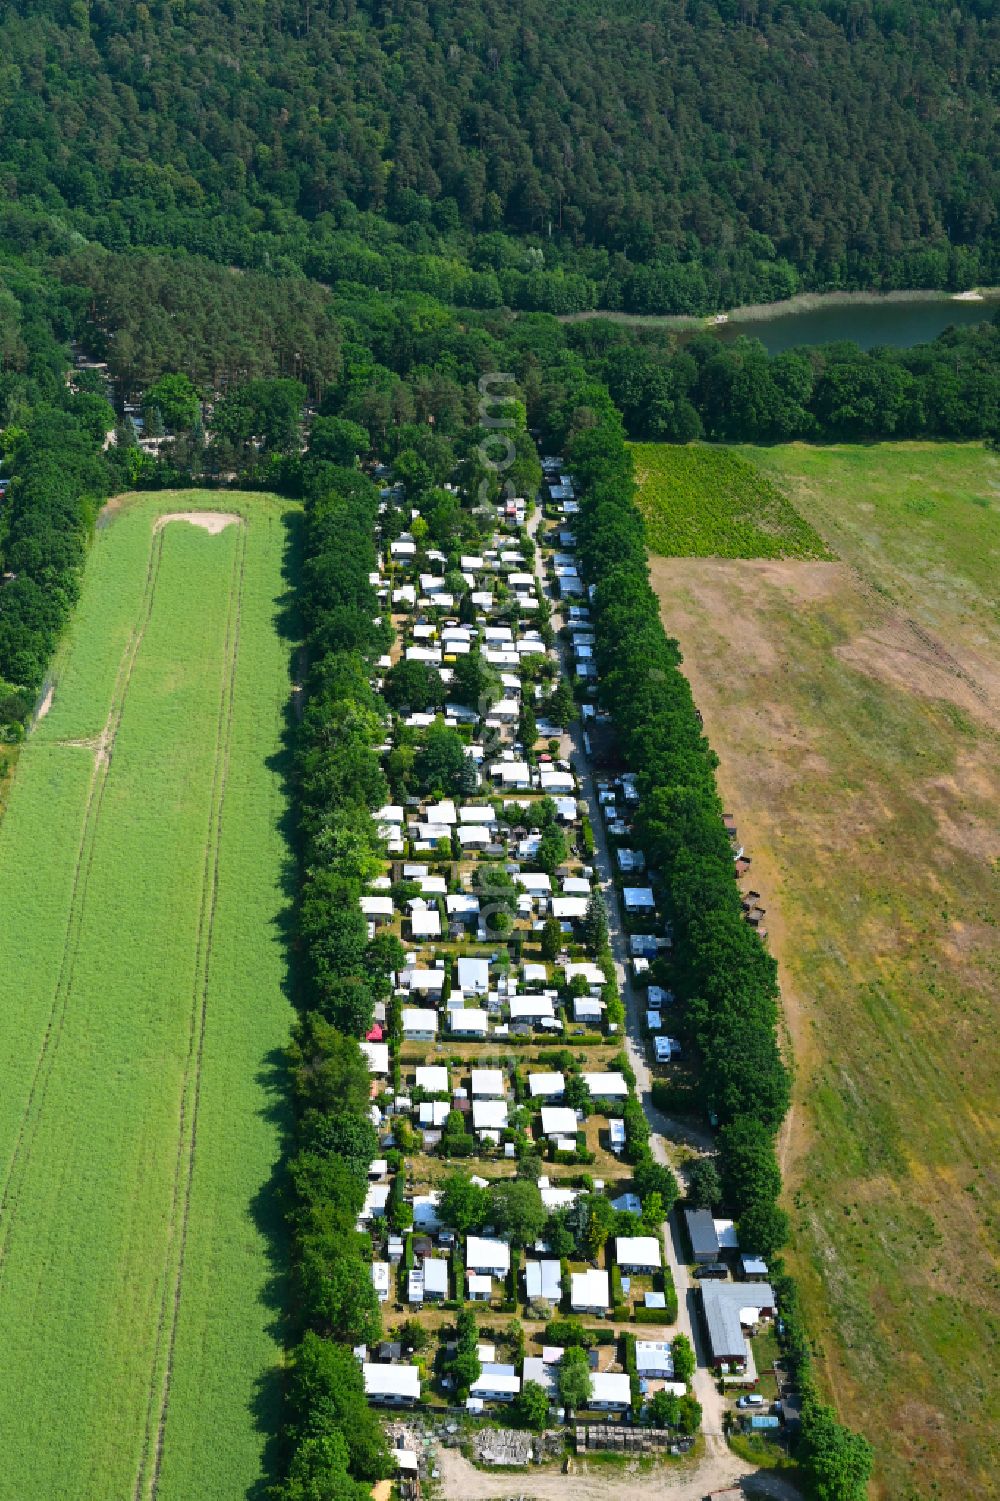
154;511;242;534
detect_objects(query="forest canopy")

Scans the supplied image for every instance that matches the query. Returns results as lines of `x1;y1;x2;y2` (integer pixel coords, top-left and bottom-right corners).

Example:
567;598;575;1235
0;0;994;312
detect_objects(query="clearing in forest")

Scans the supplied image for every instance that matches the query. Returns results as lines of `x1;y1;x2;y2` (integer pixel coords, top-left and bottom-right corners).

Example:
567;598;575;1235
641;441;1000;1501
0;492;299;1501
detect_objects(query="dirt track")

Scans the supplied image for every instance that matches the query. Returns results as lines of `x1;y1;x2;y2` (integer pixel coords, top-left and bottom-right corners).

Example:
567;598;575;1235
436;1442;803;1501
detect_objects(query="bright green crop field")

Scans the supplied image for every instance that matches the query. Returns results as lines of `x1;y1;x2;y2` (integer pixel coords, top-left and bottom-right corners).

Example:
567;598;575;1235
0;493;299;1501
632;441;831;559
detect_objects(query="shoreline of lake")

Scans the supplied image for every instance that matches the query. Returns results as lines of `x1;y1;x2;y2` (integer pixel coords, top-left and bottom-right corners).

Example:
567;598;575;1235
723;286;1000;323
558;287;1000;354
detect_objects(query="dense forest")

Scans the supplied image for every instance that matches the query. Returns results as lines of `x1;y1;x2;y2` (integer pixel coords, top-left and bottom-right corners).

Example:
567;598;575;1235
0;0;996;311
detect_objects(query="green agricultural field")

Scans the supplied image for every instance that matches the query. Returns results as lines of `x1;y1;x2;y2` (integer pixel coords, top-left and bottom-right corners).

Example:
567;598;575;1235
631;441;830;559
645;442;1000;1501
0;493;299;1501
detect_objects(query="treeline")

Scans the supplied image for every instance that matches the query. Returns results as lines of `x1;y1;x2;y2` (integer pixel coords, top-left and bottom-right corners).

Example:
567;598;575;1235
567;397;873;1500
0;306;131;732
580;314;1000;443
274;466;400;1500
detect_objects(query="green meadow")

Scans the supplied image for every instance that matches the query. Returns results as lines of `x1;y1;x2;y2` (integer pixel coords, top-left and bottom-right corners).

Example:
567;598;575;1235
0;494;299;1501
631;441;830;559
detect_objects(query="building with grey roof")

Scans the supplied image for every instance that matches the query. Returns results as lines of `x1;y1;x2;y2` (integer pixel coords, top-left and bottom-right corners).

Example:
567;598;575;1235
699;1282;777;1370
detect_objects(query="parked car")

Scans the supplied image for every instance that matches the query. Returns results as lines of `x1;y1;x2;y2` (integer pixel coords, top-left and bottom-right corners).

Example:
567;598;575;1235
737;1393;766;1409
693;1262;729;1279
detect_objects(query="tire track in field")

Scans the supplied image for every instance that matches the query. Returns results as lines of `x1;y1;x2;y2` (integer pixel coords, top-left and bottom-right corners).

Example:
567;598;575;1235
131;518;248;1501
0;524;169;1273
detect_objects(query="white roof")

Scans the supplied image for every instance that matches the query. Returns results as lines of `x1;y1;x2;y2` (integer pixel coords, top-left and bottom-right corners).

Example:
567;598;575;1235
528;1072;565;1098
471;1068;505;1097
457;825;492;845
522;1355;557;1393
415;1066;449;1093
570;1268;609;1310
471;1363;521;1397
446;893;480;915
573;997;603;1021
425;799;457;823
518;873;552;893
583;1071;628;1097
523;962;548;983
540;1106;578;1137
714;1218;740;1249
410;910;441;937
372;1261;391;1293
412;1192;441;1230
449;1008;489;1034
564;963;605;986
473;1099;508;1131
540;1185;578;1210
361;1042;390;1074
538;770;574;792
616;1236;661;1269
415;821;450;842
422;1257;449;1295
561;877;591;895
458;957;491;992
362;1363;420;1400
402;1008;438;1034
419;1101;449;1127
360;895;394;918
362;1183;390;1219
525;1261;562;1303
467;1236;511;1273
590;1372;631;1406
635;1340;674;1375
419;874;448;895
551;897;588;920
459;804;496;823
403;968;446;992
492;760;531;783
375;804;405;823
509;995;555;1021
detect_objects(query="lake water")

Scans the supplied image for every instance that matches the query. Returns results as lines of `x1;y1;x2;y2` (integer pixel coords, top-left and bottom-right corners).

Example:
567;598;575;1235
720;293;1000;354
562;291;1000;353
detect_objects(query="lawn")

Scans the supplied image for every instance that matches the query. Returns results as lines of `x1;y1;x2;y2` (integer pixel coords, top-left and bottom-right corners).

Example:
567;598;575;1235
0;493;299;1501
630;442;830;559
643;443;1000;1501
